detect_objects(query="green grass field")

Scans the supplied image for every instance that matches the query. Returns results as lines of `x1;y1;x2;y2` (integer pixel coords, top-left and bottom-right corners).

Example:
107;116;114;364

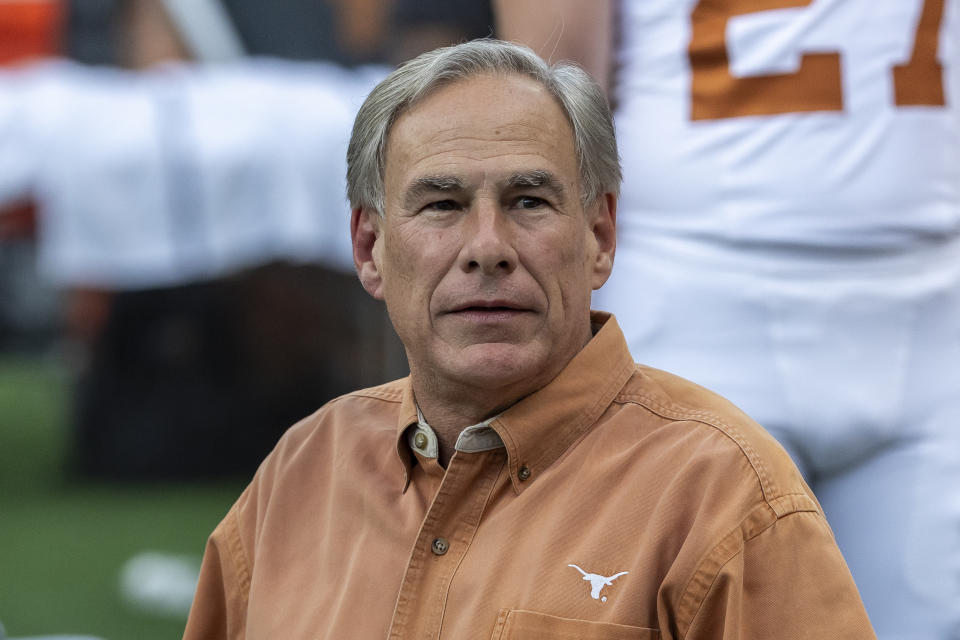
0;356;246;639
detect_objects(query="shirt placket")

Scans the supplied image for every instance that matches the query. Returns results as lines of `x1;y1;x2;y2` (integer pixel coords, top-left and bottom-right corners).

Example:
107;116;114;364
388;447;507;639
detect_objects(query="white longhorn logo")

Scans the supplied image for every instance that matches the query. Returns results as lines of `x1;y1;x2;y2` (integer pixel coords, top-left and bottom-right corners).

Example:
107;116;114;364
567;564;629;603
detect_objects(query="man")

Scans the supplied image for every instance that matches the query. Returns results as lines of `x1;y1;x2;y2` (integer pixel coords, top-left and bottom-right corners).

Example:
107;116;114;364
183;39;875;639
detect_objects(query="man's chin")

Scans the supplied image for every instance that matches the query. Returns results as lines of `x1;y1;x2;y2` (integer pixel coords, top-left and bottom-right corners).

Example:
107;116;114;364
443;343;550;391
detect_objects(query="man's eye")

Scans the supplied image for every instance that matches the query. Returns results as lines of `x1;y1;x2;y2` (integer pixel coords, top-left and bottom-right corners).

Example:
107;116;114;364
515;196;546;209
423;200;459;212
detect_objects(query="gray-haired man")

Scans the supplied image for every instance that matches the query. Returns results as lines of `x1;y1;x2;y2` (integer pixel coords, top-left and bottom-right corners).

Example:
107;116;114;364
184;40;874;639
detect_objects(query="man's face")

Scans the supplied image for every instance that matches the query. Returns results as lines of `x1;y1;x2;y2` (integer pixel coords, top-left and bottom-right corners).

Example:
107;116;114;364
354;73;615;402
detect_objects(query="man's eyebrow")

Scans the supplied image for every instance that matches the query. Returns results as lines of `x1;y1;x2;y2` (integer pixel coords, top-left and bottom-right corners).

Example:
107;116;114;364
503;170;567;203
403;175;465;207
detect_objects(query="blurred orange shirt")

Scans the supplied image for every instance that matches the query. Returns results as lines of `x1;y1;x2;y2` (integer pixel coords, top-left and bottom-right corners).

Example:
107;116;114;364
0;0;62;65
184;313;876;639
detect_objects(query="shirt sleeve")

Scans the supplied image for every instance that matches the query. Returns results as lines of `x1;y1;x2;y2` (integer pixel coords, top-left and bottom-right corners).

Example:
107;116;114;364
183;508;251;640
678;509;876;639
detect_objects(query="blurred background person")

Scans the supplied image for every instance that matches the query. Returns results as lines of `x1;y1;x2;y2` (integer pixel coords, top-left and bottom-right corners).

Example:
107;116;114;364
1;0;401;480
497;1;960;638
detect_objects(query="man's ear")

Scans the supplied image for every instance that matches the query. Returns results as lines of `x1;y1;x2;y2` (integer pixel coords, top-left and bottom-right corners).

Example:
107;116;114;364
589;192;617;290
351;206;384;300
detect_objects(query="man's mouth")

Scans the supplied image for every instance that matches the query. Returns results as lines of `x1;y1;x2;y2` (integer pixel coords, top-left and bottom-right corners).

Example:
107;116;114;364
446;301;532;320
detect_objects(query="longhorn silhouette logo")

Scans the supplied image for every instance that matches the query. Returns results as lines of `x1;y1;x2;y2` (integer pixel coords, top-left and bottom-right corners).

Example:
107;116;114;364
568;564;629;602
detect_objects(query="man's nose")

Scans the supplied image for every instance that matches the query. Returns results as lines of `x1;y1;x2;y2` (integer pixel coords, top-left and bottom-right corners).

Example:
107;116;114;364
458;202;518;275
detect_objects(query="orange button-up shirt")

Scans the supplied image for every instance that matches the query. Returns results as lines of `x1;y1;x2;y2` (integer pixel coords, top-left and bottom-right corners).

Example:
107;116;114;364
184;313;875;639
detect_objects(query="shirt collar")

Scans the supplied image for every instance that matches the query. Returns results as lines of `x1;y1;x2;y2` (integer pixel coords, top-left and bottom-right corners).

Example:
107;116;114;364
394;311;636;494
408;408;504;458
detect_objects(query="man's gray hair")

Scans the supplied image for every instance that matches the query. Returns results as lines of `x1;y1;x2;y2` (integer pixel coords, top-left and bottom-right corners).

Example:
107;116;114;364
346;39;621;215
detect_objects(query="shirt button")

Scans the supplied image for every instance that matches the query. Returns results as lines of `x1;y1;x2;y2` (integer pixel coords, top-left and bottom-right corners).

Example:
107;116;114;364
414;432;428;450
431;537;449;556
518;465;531;481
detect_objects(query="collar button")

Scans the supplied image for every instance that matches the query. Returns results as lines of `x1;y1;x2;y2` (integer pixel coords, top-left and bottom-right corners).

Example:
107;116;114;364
518;465;531;481
414;432;428;450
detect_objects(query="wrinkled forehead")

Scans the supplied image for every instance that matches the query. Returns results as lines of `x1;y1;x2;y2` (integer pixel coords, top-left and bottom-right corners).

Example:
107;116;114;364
384;71;572;157
383;73;578;194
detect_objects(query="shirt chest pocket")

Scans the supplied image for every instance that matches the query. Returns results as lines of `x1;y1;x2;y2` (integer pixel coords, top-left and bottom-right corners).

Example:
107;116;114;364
492;609;660;640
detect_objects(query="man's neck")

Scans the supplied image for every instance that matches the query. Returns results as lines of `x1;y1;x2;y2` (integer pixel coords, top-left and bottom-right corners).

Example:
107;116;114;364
414;386;507;467
411;375;527;467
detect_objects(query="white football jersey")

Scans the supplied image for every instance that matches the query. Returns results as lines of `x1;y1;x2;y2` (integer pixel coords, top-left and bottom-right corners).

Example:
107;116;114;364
614;0;960;251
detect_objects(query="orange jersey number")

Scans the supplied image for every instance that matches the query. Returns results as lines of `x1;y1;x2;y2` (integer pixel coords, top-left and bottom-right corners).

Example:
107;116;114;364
689;0;947;120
